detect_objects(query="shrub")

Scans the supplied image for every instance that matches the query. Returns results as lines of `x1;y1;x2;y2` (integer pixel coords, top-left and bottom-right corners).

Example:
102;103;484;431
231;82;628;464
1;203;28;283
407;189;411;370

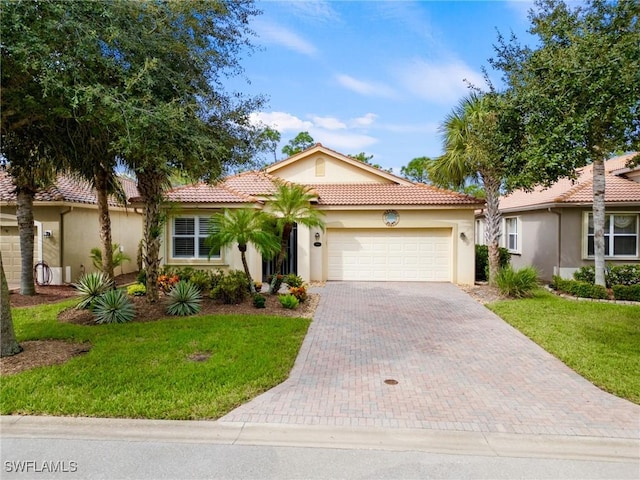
89;243;131;272
475;245;511;281
127;283;146;296
612;285;640;302
283;273;304;288
136;270;147;286
211;270;250;304
157;274;180;293
289;286;307;303
253;294;266;308
552;276;609;299
608;265;640;286
268;274;284;294
496;265;539;298
166;281;202;316
573;265;596;284
279;294;299;309
188;270;211;293
73;272;112;310
93;289;136;324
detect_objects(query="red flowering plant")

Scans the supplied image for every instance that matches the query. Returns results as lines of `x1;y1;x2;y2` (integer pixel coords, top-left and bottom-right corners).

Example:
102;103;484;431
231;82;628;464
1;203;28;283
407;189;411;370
288;285;307;303
157;274;180;294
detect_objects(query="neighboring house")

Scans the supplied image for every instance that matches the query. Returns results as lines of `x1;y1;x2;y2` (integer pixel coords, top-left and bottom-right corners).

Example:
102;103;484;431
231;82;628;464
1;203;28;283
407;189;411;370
482;153;640;281
0;171;142;285
155;144;483;285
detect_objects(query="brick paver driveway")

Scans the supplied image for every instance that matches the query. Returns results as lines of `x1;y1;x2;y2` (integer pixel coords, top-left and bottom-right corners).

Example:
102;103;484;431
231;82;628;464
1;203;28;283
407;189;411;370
222;282;639;439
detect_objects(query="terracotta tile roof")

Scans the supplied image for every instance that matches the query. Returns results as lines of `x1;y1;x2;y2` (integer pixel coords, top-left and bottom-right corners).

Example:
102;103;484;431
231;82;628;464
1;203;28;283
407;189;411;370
163;182;257;204
309;183;482;206
220;171;281;196
0;171;138;207
500;153;640;210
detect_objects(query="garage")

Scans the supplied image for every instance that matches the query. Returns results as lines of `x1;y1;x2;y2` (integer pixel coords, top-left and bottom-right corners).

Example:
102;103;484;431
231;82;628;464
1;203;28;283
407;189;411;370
0;225;21;284
327;228;452;281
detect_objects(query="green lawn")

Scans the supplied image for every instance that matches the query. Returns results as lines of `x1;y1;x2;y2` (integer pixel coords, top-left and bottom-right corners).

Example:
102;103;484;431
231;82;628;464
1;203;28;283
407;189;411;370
1;300;310;419
488;289;640;404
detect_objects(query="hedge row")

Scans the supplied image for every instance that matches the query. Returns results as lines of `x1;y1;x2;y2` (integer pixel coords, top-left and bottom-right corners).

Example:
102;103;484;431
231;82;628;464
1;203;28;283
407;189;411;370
551;276;640;302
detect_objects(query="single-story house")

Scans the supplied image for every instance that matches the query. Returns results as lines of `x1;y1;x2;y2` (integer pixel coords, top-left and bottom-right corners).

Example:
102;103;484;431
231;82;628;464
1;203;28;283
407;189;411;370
0;171;142;285
157;144;483;285
477;153;640;281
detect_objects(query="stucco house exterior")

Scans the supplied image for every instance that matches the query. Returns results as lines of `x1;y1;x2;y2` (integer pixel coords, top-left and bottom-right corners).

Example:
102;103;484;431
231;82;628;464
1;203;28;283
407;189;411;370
479;153;640;281
158;144;483;285
0;171;142;285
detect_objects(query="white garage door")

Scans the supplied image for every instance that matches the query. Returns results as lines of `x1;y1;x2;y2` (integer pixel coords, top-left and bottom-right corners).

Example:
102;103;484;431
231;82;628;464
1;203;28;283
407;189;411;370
327;228;451;281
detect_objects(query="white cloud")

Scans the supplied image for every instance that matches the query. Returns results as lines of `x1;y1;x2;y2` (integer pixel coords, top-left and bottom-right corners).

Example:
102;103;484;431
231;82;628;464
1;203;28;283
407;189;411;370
396;58;485;105
335;74;397;98
312;116;346;130
351;113;378;127
250;112;313;132
254;21;317;56
312;130;378;151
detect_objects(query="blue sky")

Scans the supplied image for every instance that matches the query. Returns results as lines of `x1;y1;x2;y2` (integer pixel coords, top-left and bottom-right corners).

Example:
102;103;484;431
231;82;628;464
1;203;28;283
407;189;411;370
234;1;536;173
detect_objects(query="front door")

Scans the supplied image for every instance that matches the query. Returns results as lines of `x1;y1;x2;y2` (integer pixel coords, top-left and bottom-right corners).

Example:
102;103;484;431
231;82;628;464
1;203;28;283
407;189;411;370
262;223;297;280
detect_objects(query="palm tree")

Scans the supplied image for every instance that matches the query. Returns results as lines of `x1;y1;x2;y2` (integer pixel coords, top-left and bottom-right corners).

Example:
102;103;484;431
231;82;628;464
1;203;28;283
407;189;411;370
430;92;508;286
267;183;325;292
206;208;281;294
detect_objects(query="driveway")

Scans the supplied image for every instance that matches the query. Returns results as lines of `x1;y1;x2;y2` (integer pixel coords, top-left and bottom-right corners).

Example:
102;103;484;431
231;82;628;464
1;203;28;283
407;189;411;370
221;282;639;439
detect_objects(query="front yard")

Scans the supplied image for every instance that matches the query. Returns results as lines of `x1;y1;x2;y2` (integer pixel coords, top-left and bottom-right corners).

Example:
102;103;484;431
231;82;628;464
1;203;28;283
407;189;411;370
488;289;640;404
0;300;310;419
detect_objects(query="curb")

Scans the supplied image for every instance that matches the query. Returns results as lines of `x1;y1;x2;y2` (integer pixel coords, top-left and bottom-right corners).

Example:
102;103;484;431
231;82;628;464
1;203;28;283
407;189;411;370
2;416;638;463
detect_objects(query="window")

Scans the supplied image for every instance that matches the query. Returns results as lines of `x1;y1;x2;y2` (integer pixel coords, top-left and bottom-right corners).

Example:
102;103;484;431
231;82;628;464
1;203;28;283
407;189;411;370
587;213;638;257
172;216;219;259
475;219;486;245
504;217;519;253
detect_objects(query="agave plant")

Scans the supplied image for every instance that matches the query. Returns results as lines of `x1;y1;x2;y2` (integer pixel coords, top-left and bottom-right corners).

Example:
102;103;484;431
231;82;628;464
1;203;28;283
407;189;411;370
166;281;202;316
93;289;136;324
73;272;112;310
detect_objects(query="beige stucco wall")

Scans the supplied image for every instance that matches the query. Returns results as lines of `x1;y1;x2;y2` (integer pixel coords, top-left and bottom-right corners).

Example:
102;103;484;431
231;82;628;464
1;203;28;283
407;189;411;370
0;204;142;284
269;152;395;185
506;207;640;281
304;208;476;285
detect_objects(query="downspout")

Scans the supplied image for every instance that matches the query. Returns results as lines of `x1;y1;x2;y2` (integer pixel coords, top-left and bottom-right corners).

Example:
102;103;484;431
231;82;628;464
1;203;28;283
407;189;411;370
548;208;561;278
59;207;73;279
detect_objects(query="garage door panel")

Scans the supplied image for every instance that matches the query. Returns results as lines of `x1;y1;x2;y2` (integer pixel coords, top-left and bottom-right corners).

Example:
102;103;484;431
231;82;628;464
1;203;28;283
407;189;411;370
328;229;451;282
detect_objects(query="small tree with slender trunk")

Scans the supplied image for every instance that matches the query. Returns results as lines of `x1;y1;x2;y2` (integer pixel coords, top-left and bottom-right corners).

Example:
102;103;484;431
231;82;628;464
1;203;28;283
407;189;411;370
267;184;325;292
206;209;281;293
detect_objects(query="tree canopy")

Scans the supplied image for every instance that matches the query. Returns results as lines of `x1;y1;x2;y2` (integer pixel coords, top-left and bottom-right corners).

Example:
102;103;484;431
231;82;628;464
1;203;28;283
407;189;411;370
281;132;315;157
490;0;640;285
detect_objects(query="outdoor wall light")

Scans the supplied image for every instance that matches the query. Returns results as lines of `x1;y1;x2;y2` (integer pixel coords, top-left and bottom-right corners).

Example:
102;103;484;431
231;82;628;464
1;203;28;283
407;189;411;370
459;232;467;240
315;232;320;241
44;230;52;238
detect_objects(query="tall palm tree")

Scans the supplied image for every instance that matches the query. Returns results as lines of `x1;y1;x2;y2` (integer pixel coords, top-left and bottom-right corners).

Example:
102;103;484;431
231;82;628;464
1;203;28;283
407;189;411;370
206;208;281;294
267;184;325;292
430;92;507;286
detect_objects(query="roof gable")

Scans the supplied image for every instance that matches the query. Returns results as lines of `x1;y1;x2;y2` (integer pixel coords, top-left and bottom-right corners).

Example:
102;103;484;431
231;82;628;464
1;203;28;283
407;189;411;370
265;143;413;186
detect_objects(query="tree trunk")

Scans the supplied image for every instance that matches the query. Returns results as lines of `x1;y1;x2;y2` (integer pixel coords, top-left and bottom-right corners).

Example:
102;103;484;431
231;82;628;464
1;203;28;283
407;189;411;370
483;175;502;286
592;157;606;287
137;170;165;303
239;245;257;294
16;189;35;295
1;252;22;357
94;168;114;283
270;222;292;293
